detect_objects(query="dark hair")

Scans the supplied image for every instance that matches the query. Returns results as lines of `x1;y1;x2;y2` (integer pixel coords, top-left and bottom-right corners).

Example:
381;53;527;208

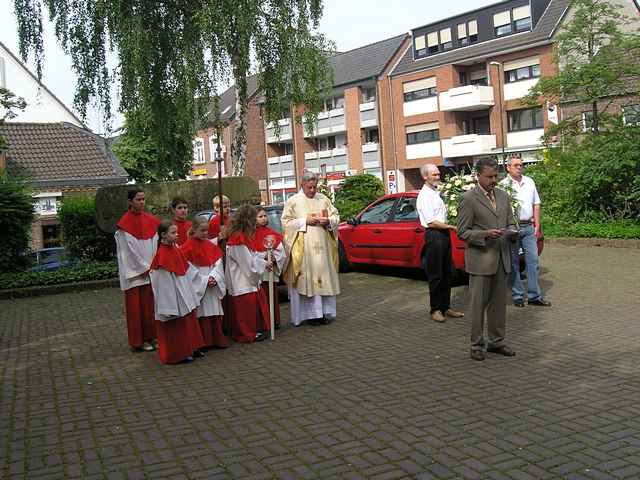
157;219;175;245
171;196;188;209
127;188;144;201
256;206;267;215
226;204;257;239
475;157;498;174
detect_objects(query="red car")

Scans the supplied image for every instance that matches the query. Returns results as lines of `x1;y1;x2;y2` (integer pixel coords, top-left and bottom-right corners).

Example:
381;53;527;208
338;191;543;278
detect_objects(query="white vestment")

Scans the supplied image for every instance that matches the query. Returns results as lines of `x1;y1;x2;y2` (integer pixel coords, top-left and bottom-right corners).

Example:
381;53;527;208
115;230;158;291
149;264;207;322
261;242;286;283
194;259;226;317
281;191;340;326
225;244;267;297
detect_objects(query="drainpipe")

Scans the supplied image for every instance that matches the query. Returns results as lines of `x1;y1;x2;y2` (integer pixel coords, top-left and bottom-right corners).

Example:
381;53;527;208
387;74;399;192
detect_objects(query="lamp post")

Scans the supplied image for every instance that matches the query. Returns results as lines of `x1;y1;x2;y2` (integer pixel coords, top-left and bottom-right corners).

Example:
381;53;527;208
490;61;507;165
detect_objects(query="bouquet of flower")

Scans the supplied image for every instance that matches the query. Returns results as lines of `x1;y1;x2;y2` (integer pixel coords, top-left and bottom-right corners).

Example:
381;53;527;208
438;173;475;223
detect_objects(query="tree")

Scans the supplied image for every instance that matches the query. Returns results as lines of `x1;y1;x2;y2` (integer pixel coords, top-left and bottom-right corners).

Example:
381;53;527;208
0;170;35;272
0;87;27;149
334;174;385;220
13;0;334;177
524;0;640;137
58;196;115;261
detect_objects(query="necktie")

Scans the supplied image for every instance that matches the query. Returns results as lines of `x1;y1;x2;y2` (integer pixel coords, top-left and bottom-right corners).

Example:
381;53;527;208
487;191;496;209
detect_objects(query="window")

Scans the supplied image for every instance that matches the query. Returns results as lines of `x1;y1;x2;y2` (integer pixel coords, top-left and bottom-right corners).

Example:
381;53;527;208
393;197;418;222
359;198;396;224
582;111;595;132
513;5;532;32
508;108;544;131
406;122;439;144
494;10;512;36
193;138;205;164
271;191;284;205
403;78;437;102
414;34;426;58
440;28;453;50
623;104;640;126
323;96;344;111
361;86;376;103
505;64;540;83
363;128;379;144
317;136;336;151
457;20;478;47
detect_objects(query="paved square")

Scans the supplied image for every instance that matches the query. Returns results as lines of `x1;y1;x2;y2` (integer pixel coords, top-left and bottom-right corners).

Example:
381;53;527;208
1;244;639;479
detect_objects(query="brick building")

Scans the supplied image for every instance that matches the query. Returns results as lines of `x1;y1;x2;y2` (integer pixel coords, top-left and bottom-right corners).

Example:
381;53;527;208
192;0;639;198
0;122;128;250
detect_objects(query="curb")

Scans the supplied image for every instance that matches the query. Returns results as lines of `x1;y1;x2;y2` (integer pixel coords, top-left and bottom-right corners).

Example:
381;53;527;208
0;278;119;300
545;237;640;249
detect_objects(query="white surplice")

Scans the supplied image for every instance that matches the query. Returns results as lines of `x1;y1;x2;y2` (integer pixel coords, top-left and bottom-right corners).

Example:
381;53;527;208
149;264;208;322
225;244;268;297
115;230;158;291
261;242;286;283
194;258;226;317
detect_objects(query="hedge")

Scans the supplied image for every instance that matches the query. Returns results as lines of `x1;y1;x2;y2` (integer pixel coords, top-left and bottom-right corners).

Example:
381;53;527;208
0;260;118;290
59;195;115;261
542;219;640;239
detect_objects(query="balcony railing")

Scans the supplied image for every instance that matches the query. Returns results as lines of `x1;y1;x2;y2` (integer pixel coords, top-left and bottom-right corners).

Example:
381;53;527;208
303;108;346;137
439;85;494;112
441;134;496;158
360;103;377;128
362;143;381;169
304;148;348;173
265;118;292;143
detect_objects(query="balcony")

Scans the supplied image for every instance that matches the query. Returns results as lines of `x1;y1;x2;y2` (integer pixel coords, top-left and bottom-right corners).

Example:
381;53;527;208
267;154;294;179
303;108;346;137
265;118;292;143
362;143;381;169
439;85;494;112
441;134;496;158
359;102;378;128
304;148;348;173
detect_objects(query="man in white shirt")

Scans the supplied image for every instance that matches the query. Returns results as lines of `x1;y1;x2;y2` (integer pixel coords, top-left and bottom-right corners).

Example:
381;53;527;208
500;155;551;308
416;164;464;323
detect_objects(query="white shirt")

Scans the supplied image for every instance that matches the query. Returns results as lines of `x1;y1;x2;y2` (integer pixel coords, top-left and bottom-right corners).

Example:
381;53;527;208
500;174;541;221
417;184;446;228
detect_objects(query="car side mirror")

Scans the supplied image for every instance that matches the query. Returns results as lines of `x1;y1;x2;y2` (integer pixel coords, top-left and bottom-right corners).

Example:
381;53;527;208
347;217;359;226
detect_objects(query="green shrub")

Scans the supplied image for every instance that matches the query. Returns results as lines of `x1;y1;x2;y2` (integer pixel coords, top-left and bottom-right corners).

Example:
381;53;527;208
541;218;640;239
0;170;35;273
0;260;118;290
59;196;115;261
334;174;384;220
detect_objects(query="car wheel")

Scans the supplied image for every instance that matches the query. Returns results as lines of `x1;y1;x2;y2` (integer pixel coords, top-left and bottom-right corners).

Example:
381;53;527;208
338;241;351;273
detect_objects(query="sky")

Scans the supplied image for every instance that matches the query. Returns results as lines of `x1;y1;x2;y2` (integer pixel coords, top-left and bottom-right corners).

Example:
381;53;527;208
0;0;494;134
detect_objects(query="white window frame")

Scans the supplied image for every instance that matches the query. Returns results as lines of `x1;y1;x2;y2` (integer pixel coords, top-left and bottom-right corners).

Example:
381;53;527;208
193;138;205;164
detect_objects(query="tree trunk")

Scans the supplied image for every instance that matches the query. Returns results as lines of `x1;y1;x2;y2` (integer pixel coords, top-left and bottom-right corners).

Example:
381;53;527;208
231;63;248;177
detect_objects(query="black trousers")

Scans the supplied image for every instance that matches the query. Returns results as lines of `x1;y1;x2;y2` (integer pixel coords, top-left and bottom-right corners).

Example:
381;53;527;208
425;229;452;314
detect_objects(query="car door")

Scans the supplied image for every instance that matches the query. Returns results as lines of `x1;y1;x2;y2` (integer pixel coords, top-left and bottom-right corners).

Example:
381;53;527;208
373;194;424;267
345;197;398;263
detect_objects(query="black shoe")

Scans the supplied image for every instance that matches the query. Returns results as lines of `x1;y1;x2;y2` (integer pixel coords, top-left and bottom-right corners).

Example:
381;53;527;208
193;349;206;358
529;298;551;307
319;317;334;325
514;300;525;308
181;356;194;364
487;346;516;356
470;350;485;361
308;319;321;326
255;332;266;342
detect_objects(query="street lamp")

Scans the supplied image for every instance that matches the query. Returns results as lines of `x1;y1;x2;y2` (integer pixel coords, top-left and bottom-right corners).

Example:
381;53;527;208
214;123;225;229
490;61;507;165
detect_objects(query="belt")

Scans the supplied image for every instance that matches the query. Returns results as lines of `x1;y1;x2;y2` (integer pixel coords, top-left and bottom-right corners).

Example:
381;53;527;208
519;219;533;225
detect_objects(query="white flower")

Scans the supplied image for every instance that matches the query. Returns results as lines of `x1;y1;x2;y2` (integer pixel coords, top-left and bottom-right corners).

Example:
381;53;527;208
462;184;473;191
445;183;452;190
450;194;457;201
463;175;473;182
448;206;457;217
454;179;462;186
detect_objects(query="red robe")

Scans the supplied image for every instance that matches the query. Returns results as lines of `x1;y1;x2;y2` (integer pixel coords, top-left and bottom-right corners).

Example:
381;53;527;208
226;232;270;342
207;214;228;239
150;243;205;364
174;218;192;246
254;226;283;327
181;238;229;348
116;209;161;348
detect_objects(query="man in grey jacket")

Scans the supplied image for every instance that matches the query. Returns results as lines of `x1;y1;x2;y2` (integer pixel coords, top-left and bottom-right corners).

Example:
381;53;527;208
457;158;518;361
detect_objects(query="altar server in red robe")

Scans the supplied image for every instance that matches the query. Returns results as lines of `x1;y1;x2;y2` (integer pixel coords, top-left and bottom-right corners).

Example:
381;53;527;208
149;221;208;364
181;217;230;349
254;207;286;329
171;196;192;246
208;194;231;241
115;188;160;351
225;205;270;342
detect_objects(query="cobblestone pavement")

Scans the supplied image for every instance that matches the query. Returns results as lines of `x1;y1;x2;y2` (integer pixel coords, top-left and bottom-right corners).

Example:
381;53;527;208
1;244;640;480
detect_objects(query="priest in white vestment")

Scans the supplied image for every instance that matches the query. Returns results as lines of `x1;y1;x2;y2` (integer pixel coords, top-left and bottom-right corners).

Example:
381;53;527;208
281;171;340;326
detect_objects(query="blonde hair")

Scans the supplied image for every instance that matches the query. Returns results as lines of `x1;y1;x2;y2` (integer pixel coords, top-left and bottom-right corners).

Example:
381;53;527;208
212;195;230;209
189;216;209;237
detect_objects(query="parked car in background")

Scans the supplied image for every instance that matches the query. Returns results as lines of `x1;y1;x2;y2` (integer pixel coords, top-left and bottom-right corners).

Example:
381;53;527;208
29;247;75;272
194;205;284;233
338;192;543;279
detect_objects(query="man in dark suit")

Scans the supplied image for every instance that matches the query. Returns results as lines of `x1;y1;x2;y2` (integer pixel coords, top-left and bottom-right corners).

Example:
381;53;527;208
457;158;518;361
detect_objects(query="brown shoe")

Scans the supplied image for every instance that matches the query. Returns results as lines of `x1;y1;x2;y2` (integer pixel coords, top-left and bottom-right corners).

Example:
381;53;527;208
445;309;464;318
431;310;446;323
